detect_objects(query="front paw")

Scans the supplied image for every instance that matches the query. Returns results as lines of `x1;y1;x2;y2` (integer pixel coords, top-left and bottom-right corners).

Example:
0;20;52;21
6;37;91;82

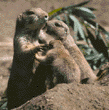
35;53;46;62
35;44;49;52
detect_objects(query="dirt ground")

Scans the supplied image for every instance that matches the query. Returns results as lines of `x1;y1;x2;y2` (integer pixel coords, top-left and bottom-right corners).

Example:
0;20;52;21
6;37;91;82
0;0;109;109
13;82;109;110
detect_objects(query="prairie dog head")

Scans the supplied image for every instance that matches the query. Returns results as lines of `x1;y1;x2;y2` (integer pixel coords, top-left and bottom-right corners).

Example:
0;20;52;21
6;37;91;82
16;8;49;30
39;20;70;44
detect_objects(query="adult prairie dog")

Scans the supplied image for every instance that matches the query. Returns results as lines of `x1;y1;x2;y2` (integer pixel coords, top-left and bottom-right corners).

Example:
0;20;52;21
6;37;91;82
39;20;100;83
35;40;81;89
7;8;48;110
14;8;49;54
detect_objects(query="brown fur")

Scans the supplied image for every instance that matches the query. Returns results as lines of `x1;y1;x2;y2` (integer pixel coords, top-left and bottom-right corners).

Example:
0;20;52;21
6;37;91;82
35;40;80;90
39;20;101;84
7;8;48;110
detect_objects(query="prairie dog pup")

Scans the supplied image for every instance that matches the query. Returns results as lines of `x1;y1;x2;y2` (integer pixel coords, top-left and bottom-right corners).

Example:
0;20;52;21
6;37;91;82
39;20;98;83
35;40;81;89
7;8;48;110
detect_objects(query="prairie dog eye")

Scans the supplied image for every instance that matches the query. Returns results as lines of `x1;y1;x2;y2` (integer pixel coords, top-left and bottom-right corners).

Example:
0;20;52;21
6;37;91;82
55;22;61;27
26;11;35;15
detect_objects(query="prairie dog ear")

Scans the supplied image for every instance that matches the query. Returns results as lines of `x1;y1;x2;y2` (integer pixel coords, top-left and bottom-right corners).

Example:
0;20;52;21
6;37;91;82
16;13;25;29
17;13;23;22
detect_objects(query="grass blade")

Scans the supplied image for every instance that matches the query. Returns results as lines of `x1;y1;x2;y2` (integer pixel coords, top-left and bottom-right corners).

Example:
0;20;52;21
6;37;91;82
48;7;62;16
86;27;108;59
72;7;96;19
73;0;90;7
84;19;109;37
86;7;97;11
69;14;86;41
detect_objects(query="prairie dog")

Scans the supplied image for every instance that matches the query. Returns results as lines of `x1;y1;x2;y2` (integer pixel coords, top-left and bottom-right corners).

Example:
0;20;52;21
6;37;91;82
39;20;98;83
7;8;48;110
35;40;81;89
